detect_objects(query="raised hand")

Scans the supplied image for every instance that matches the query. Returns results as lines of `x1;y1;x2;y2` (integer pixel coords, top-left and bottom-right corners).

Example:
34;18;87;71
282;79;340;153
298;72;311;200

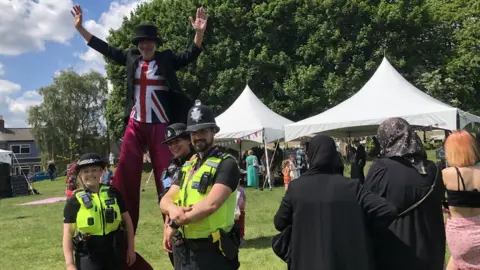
70;5;83;29
190;7;208;33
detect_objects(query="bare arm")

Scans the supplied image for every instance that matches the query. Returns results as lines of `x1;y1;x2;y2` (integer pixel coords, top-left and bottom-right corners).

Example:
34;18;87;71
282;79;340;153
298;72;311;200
160;185;181;215
121;212;135;252
62;223;76;269
71;5;127;65
76;26;92;43
182;184;233;224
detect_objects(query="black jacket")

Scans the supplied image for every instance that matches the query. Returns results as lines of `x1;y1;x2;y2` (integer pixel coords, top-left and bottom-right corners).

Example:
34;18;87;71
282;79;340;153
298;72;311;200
87;36;203;126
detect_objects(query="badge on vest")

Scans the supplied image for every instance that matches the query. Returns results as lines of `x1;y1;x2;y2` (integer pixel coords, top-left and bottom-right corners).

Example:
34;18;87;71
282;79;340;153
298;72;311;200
191;181;200;189
104;199;115;205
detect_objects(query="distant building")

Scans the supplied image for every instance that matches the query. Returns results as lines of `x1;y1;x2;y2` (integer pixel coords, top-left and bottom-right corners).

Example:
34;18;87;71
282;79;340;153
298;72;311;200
0;116;42;176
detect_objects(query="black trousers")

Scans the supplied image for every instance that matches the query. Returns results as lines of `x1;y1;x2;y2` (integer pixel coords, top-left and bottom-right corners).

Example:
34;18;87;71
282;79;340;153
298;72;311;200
173;244;239;270
75;251;121;270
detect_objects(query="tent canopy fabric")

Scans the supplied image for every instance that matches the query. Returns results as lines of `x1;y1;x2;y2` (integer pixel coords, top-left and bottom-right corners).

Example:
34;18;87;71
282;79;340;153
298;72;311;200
284;57;480;141
0;149;12;164
215;85;294;144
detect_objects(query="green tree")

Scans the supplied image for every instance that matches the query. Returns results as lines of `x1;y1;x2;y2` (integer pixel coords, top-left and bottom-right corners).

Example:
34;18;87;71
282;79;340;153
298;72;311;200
104;0;459;140
418;0;480;116
27;70;109;171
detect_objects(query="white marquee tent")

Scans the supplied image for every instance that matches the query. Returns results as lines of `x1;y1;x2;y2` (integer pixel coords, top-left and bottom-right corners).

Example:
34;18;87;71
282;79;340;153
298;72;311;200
215;85;294;188
0;149;11;164
215;84;294;143
284;57;480;141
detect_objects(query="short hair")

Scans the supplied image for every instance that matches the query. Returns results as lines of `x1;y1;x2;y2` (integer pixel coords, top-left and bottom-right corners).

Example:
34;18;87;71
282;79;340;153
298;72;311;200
445;130;480;167
248;150;253;155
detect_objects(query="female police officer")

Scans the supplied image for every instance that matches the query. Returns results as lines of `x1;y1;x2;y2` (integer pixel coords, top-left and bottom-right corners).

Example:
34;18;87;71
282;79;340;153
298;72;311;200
62;153;136;270
160;123;195;266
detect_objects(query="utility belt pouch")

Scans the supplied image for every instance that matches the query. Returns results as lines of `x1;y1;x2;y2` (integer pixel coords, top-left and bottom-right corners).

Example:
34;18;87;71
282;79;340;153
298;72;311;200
210;229;239;260
72;233;89;252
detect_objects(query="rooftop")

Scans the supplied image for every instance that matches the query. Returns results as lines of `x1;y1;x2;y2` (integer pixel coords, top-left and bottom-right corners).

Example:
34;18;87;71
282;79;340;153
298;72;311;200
0;128;35;141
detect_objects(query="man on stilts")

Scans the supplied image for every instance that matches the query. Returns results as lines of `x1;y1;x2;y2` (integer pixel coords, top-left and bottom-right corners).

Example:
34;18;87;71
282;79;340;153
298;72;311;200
71;5;207;269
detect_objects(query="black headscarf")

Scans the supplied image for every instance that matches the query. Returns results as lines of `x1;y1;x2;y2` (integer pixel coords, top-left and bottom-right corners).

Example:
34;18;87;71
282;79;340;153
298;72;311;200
304;134;338;175
377;117;428;174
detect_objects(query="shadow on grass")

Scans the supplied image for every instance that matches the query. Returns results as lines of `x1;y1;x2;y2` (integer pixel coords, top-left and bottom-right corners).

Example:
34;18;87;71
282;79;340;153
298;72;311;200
241;236;273;249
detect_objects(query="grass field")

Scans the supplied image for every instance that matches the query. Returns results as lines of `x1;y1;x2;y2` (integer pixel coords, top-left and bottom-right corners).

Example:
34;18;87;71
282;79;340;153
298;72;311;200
0;151;448;269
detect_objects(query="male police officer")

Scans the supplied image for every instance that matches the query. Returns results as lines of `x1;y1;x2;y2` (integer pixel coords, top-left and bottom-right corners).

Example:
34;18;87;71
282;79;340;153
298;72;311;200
160;123;195;266
160;100;241;270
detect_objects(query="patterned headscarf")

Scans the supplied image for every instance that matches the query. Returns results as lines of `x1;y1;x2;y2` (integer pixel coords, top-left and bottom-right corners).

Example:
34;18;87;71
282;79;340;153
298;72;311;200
377;118;428;174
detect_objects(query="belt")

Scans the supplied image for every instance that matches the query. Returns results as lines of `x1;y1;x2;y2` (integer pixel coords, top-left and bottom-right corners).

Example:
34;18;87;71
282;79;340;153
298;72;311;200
184;238;216;251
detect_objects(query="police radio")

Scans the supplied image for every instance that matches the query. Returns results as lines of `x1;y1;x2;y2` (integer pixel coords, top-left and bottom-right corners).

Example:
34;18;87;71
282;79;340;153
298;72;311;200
105;207;115;223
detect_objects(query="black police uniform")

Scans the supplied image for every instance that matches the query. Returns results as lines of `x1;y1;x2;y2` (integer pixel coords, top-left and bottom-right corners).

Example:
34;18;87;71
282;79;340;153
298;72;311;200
63;153;126;270
160;123;195;267
170;100;241;270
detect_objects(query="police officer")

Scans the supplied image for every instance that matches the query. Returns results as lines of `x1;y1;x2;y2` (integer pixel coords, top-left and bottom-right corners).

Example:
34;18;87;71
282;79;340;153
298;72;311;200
160;100;241;270
62;153;136;270
160;123;195;266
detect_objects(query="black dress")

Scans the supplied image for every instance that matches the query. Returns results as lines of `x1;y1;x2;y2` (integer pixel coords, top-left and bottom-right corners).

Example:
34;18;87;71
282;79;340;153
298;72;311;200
364;157;446;270
274;173;397;270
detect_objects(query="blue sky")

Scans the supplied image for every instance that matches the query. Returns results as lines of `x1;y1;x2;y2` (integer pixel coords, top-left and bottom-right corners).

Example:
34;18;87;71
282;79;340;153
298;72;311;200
0;0;149;127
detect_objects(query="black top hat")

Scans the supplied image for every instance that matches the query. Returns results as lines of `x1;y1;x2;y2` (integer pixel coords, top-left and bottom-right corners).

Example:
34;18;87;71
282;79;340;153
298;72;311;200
131;24;161;45
162;123;190;144
186;100;220;133
76;153;107;173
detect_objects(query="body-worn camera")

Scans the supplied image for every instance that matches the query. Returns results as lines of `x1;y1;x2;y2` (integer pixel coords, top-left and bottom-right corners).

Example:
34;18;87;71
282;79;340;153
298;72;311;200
81;193;93;209
198;172;211;194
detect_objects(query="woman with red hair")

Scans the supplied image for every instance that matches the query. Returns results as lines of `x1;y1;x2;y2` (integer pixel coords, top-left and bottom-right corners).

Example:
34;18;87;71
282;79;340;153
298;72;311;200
443;130;480;270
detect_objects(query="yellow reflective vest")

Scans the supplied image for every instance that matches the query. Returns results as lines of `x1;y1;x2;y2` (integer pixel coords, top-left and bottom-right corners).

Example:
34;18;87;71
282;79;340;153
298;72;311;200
75;186;122;235
176;153;237;239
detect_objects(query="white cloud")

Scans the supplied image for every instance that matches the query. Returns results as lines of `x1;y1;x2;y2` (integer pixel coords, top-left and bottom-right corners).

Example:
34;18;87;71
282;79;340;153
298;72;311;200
0;80;21;94
0;0;75;56
76;0;150;74
6;91;43;113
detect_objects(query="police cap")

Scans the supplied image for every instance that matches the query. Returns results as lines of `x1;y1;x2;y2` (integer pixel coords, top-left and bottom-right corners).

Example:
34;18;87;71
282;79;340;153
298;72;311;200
185;100;220;133
162;123;190;144
76;153;107;173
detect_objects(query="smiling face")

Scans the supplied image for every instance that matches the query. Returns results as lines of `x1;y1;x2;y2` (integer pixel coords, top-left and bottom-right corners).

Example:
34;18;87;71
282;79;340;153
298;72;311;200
137;40;156;60
78;165;103;190
167;137;191;159
191;128;215;154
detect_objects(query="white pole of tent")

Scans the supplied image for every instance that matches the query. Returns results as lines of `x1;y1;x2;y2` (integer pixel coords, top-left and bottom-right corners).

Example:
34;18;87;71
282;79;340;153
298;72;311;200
142;169;154;191
262;129;272;189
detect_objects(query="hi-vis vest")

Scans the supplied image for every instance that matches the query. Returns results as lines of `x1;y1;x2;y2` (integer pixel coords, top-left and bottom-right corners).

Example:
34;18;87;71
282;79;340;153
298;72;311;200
75;186;122;235
176;153;237;239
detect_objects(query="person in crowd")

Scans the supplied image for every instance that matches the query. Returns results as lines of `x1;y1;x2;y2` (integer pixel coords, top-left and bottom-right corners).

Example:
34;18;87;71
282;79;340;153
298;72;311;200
48;160;56;181
363;117;445;270
334;151;345;176
62;153;136;270
295;145;307;175
160;101;241;269
71;5;207;269
274;134;398;270
234;181;247;245
282;159;292;191
246;150;259;188
101;165;114;186
66;162;78;199
350;138;366;183
442;130;480;270
160;123;195;267
288;154;298;180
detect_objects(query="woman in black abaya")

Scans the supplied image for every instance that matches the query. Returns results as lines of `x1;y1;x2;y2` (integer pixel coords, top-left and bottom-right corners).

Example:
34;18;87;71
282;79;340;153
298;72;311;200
364;118;445;270
273;135;397;270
